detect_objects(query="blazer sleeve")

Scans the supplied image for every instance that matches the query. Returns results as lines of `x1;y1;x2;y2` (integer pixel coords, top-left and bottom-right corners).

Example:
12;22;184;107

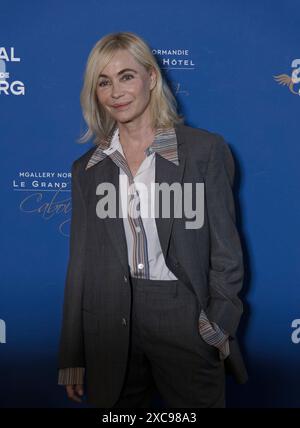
57;160;87;368
205;135;244;338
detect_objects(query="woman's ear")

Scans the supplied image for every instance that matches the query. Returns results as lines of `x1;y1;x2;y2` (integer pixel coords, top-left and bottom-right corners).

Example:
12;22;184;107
149;67;157;90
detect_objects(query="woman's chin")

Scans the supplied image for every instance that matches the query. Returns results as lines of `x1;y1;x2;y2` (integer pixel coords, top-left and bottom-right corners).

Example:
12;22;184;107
115;113;139;124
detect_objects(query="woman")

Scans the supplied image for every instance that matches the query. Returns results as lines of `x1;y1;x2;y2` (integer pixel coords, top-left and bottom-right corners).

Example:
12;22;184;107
58;31;247;408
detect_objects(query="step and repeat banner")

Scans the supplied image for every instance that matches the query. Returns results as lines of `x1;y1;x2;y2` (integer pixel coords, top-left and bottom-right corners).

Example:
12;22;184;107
1;0;299;408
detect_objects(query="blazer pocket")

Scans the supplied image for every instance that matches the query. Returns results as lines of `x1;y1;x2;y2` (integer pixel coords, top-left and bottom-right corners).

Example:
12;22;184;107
82;309;99;334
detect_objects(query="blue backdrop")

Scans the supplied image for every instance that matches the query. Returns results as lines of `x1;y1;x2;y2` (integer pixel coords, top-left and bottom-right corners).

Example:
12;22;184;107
1;0;300;408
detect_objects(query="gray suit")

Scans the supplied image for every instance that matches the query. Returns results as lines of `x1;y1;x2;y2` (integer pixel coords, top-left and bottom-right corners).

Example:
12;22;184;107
58;123;248;407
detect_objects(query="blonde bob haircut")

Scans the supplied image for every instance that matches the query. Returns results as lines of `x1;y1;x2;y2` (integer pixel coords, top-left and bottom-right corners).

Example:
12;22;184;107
78;31;184;145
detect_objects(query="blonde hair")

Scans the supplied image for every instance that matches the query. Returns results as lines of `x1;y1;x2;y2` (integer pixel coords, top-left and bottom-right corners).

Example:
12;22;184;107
78;31;184;145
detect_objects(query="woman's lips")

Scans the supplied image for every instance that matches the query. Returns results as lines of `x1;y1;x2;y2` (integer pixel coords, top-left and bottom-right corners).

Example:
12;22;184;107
112;102;131;109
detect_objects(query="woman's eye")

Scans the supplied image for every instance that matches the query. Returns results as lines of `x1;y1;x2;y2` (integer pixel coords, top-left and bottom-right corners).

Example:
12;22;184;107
98;74;134;87
99;80;109;87
122;74;134;81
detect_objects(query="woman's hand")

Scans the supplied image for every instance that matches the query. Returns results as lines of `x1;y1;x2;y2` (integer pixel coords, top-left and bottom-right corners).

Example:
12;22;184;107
65;384;84;403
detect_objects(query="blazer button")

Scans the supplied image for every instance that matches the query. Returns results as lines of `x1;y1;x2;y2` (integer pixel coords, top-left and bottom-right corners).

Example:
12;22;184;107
122;317;127;327
123;275;128;283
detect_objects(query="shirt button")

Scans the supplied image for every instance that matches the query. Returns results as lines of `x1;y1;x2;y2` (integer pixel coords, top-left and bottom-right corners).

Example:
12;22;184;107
135;226;141;233
138;263;144;270
122;317;127;327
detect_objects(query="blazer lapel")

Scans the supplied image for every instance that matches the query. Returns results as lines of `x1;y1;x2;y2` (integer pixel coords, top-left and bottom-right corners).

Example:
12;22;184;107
93;158;129;274
155;127;186;260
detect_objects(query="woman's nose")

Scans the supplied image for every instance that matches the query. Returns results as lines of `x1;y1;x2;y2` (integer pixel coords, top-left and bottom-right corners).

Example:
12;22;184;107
111;81;124;98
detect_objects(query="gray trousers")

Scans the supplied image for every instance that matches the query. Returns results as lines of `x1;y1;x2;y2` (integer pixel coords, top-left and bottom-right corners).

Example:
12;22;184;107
113;276;225;408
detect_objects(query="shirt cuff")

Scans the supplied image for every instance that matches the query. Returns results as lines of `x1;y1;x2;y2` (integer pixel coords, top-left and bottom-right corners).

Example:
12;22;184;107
58;367;85;385
218;338;230;360
198;309;230;360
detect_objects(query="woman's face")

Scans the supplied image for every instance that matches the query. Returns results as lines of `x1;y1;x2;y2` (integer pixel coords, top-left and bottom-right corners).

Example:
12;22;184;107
96;49;156;125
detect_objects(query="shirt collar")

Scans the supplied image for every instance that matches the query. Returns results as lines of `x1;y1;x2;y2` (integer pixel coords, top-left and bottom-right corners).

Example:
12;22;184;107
85;125;179;170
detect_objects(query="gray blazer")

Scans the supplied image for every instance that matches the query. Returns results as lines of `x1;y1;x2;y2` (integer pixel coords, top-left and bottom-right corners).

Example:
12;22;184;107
58;123;248;407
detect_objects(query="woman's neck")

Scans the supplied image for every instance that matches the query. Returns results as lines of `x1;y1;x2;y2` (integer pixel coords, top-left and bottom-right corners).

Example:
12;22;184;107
118;121;155;152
